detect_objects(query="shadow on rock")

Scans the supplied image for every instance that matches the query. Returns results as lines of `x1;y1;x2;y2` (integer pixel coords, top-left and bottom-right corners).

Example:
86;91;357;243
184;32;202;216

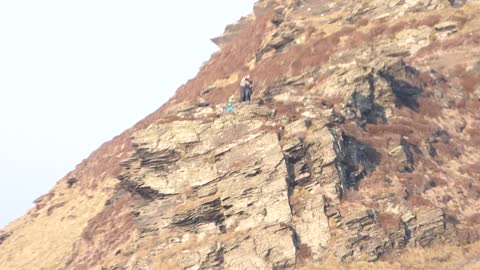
331;130;382;195
351;72;387;129
379;67;423;112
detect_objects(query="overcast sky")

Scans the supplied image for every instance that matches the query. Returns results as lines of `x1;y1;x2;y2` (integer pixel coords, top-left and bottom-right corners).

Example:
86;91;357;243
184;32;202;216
0;0;256;228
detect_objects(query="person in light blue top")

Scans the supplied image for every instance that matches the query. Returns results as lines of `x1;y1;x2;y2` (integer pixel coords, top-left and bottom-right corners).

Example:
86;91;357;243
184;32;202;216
226;102;234;113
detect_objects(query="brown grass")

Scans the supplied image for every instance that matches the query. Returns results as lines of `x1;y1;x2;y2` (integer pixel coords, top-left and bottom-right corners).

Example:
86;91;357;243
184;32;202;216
297;243;314;265
459;71;480;92
377;212;401;230
275;101;303;120
303;240;480;269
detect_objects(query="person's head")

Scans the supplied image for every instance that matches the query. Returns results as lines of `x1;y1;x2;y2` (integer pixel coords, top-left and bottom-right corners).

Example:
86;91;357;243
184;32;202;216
245;74;251;80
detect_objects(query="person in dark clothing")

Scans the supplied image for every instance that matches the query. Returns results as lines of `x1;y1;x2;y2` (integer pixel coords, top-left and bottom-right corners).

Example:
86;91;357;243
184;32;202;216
240;75;253;102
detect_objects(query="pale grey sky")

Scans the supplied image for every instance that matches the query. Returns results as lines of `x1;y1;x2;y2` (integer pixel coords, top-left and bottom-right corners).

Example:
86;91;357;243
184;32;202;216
0;0;256;228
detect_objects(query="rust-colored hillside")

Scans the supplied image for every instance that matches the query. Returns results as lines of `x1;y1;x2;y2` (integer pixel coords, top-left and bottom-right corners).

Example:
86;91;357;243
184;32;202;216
1;0;480;269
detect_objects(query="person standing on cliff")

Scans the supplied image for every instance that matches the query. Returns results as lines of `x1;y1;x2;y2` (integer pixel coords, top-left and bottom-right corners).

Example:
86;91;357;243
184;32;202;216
240;75;253;102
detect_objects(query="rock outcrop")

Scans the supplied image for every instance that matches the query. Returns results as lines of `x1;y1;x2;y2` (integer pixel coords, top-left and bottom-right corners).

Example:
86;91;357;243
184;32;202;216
0;231;11;246
1;0;480;269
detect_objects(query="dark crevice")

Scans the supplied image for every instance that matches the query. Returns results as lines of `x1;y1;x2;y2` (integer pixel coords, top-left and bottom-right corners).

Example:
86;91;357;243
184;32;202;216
400;137;415;173
217;200;228;234
330;129;381;197
327;110;346;128
426;129;451;158
351;71;387;129
378;66;423;112
171;198;227;233
137;149;181;170
136;186;175;201
117;175;177;201
287;224;301;250
433;129;451;144
280;137;309;264
449;0;466;8
283;153;300;260
427;142;437;158
403;221;412;246
67;177;78;188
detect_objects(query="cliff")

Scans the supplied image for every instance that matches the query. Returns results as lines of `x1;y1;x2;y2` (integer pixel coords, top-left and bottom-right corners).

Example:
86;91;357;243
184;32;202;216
1;0;480;269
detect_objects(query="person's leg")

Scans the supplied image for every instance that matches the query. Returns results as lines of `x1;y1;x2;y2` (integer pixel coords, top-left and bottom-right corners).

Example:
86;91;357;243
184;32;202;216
246;88;251;102
240;86;245;102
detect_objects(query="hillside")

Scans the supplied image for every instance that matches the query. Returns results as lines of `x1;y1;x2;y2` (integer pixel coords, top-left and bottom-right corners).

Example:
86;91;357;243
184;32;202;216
1;0;480;269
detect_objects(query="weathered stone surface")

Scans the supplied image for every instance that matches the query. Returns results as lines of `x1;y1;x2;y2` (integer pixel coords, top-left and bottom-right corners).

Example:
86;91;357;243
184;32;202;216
389;138;415;173
334;209;408;263
2;0;480;269
211;16;254;48
292;192;330;261
408;208;446;247
113;111;298;269
256;21;305;62
223;224;296;269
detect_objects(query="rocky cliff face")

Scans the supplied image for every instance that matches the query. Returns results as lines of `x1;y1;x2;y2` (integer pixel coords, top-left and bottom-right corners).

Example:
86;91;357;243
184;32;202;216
2;0;480;269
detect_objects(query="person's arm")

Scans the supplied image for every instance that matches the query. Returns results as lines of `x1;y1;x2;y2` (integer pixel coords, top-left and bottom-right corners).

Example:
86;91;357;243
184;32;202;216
240;78;247;87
